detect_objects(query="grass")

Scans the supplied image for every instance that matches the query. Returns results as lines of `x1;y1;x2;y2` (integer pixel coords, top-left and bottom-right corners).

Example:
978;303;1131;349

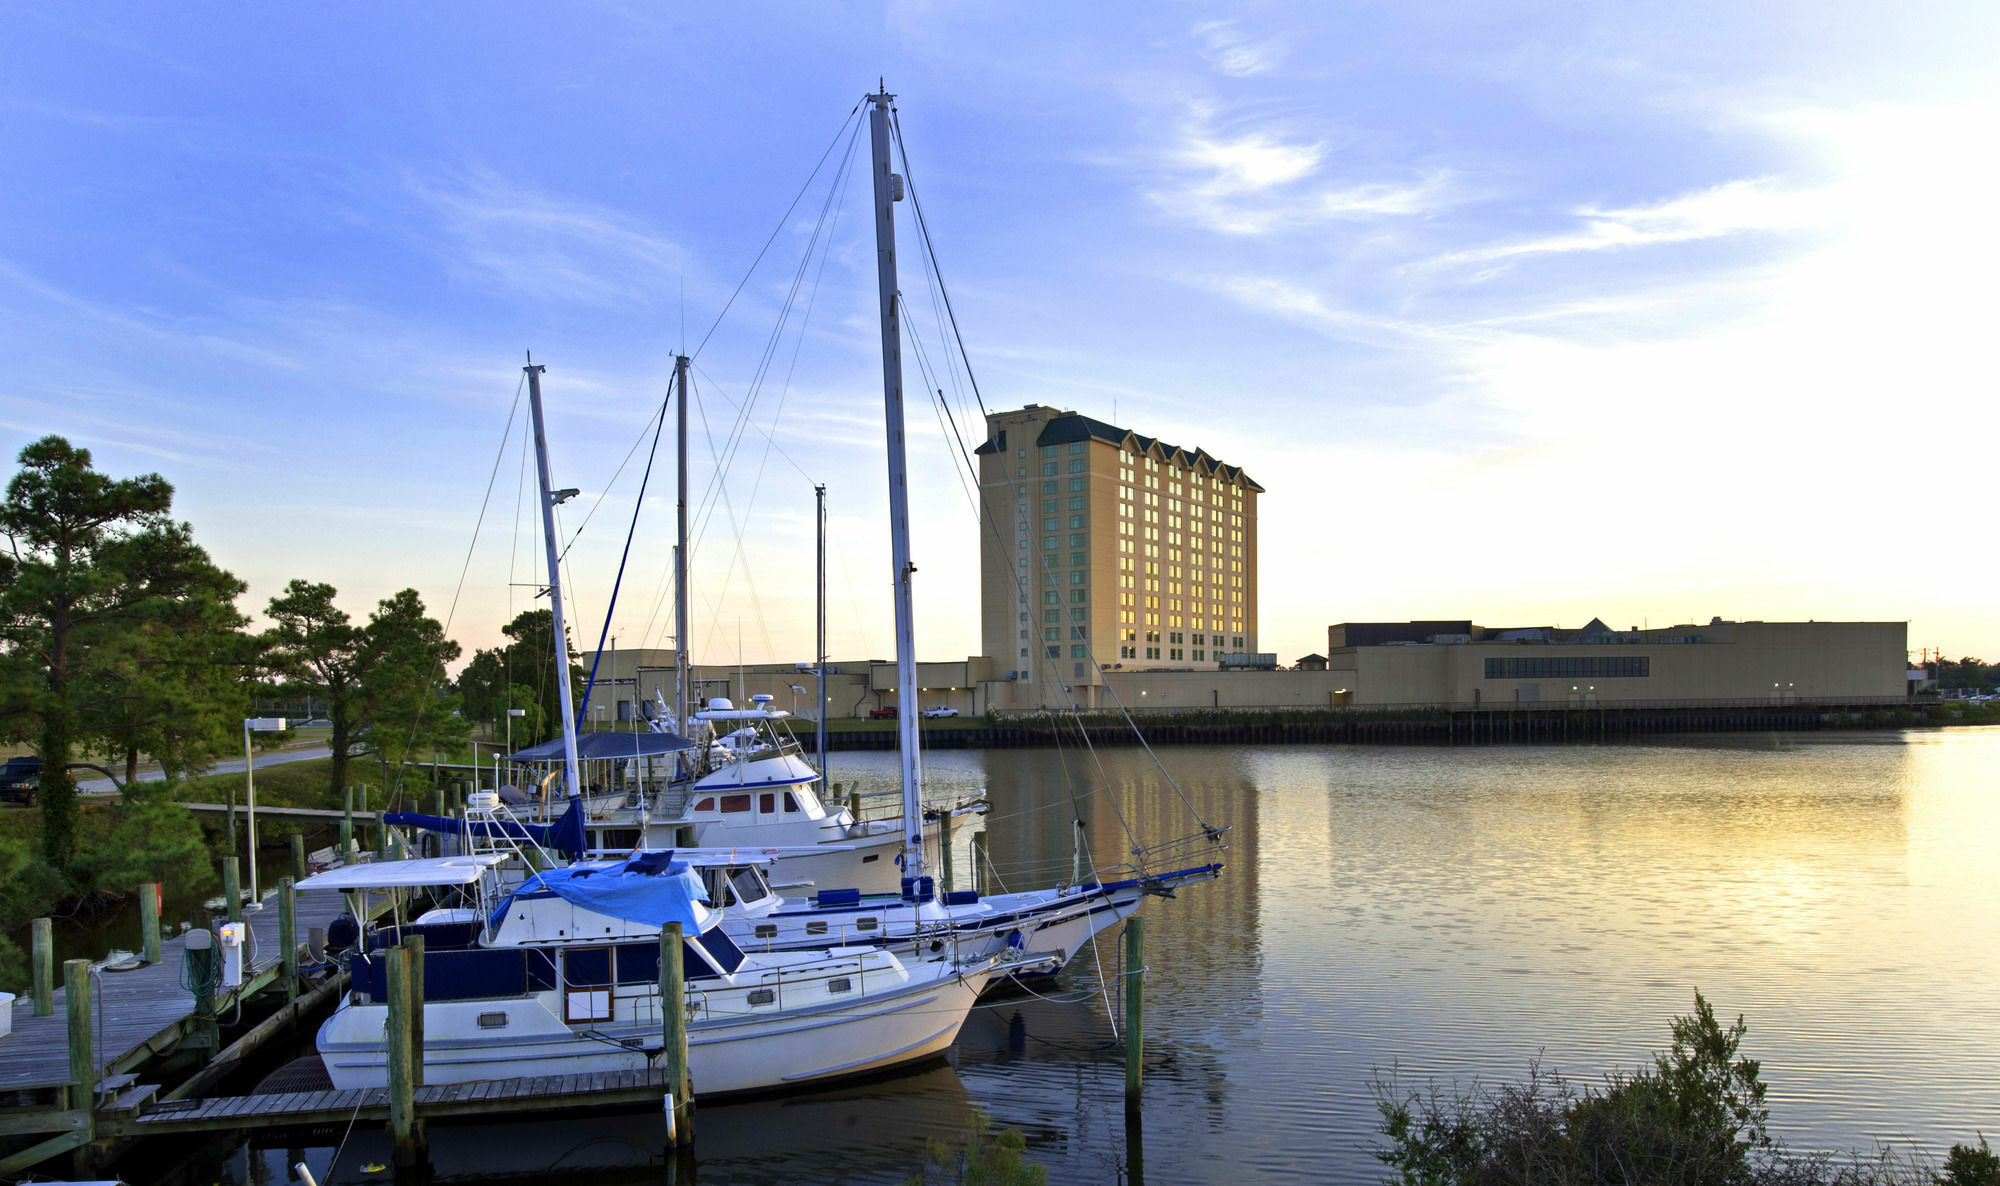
172;757;345;811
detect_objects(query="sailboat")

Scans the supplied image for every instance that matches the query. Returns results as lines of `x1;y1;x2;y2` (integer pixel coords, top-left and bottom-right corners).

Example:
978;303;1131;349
303;338;1014;1095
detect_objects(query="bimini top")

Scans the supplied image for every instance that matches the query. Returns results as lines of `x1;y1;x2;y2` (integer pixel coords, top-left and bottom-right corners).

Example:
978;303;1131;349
514;851;710;930
508;730;697;763
296;853;509;891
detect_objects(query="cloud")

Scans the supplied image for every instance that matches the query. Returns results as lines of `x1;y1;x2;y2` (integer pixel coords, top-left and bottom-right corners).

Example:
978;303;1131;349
1420;177;1837;271
1147;105;1455;234
1192;21;1287;78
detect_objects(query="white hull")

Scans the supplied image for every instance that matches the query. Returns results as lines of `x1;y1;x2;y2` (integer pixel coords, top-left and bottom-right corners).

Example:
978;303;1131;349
320;960;992;1096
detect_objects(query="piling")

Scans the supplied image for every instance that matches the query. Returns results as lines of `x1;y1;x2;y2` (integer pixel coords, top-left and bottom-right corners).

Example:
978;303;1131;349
939;808;955;893
291;832;307;883
341;787;354;858
1124;917;1144;1107
64;958;95;1105
847;784;861;821
280;878;298;1001
971;831;989;896
32;917;54;1015
385;945;422;1165
139;882;162;965
222;857;242;924
406;934;425;1088
660;923;693;1144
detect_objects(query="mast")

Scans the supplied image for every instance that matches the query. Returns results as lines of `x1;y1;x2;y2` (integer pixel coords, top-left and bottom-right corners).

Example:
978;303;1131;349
673;353;691;733
815;483;828;775
867;87;925;885
525;361;585;811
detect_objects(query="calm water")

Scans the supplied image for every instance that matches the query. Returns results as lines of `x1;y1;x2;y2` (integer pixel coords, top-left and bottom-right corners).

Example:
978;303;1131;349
155;729;2000;1185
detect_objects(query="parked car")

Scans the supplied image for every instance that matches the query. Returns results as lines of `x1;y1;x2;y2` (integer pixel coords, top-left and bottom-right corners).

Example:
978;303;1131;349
867;706;898;720
0;756;43;804
921;705;959;719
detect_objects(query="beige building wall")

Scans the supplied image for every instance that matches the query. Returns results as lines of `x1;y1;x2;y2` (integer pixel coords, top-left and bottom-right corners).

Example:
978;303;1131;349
976;403;1262;709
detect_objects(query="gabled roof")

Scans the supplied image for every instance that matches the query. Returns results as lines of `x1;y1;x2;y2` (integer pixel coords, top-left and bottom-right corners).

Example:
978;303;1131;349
1033;413;1263;491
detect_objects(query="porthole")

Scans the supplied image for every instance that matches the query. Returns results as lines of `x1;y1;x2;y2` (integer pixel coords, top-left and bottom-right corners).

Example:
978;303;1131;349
747;989;776;1007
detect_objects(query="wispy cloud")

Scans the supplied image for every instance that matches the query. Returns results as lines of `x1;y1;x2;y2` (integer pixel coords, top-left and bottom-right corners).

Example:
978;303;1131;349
1146;105;1455;234
1419;177;1836;271
1192;20;1287;78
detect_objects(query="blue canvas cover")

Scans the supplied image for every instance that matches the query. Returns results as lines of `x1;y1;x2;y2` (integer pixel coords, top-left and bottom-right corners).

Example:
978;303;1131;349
517;853;709;929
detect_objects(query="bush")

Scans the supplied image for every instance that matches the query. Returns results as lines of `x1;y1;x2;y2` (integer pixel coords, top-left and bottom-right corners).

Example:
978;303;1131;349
67;790;215;896
1374;992;1976;1186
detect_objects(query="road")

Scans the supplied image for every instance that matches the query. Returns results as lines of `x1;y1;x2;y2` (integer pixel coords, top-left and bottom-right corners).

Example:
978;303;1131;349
76;746;335;795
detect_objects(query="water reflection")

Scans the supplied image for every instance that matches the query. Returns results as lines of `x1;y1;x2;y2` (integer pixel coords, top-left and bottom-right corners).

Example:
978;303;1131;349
141;730;2000;1185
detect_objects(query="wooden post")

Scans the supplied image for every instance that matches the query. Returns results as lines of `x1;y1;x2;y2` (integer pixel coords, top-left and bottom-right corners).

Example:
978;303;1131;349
1124;917;1144;1108
971;831;989;897
659;923;692;1144
385;945;422;1165
280;878;298;1001
372;786;387;859
846;783;861;821
341;786;354;859
939;808;955;894
32;917;54;1015
406;933;425;1088
65;958;95;1105
291;832;307;883
222;857;242;924
139;882;162;965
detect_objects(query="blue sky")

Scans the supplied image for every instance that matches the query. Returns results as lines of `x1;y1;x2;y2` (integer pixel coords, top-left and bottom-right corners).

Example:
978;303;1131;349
4;3;1996;667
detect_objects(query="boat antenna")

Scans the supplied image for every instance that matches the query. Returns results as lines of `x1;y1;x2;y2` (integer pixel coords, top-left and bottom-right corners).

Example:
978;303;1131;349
867;85;926;888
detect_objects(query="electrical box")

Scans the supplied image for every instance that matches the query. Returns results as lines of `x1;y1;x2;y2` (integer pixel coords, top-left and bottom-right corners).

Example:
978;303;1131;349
218;922;246;988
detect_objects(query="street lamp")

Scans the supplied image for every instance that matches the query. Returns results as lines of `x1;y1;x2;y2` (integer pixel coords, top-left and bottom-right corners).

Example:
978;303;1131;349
242;716;288;909
506;707;526;754
789;685;806;719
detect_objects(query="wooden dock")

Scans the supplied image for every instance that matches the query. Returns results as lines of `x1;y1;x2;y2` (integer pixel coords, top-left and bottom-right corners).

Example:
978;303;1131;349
100;1069;671;1137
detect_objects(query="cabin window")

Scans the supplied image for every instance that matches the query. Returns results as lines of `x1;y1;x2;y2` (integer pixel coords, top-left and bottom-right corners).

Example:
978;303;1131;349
806;921;828;936
693;797;716;812
729;867;767;904
477;1011;509;1029
759;793;776;815
783;793;801;813
719;795;751;814
856;917;879;931
753;924;778;939
828;977;852;994
747;988;777;1007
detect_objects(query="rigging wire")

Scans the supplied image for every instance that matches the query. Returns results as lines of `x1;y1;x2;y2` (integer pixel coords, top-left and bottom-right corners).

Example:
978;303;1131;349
574;380;672;727
691;102;864;361
890;107;992;423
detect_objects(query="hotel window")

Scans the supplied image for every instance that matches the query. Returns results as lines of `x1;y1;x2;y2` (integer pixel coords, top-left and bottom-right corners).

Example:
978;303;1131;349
1146;631;1160;643
1070;571;1085;585
1069;441;1085;454
1146;646;1160;659
1170;648;1182;660
1071;645;1087;658
1193;649;1205;660
1044;517;1059;532
1069;477;1086;492
1170;632;1182;644
1071;625;1088;639
1046;646;1059;659
1019;467;1027;477
1069;497;1085;510
1071;533;1087;547
1043;480;1057;494
1043;573;1056;586
1070;590;1086;603
1045;591;1059;604
1069;458;1085;473
1042;463;1056;476
1045;627;1059;641
1071;552;1085;567
1020;647;1028;657
1045;609;1059;623
1232;636;1244;648
1044;537;1057;550
1121;645;1136;658
1042;499;1057;513
1042;445;1058;458
1070;608;1087;621
1070;515;1085;529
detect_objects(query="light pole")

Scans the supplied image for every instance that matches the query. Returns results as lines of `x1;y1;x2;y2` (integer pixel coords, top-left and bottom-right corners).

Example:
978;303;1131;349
506;706;526;754
789;685;806;719
242;716;288;909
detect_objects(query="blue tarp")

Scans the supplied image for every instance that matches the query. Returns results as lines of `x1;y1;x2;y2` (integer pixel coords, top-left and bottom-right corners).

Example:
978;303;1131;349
517;852;709;929
508;731;697;763
382;797;587;861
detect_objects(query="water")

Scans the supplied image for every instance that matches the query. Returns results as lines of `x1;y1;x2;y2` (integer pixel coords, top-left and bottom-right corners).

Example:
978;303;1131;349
146;729;2000;1185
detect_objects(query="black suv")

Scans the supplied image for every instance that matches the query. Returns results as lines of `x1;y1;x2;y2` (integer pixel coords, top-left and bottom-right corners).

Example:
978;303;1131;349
0;756;42;804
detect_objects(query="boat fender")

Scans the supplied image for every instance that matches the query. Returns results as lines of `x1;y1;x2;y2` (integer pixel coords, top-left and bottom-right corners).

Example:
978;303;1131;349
326;914;361;953
1006;929;1024;950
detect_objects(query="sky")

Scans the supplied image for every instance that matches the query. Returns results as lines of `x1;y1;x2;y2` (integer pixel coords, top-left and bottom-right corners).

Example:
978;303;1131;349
2;3;1996;669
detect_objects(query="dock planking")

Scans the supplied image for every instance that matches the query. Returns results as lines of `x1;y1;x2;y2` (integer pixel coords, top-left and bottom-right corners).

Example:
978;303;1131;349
2;884;351;1092
105;1068;673;1137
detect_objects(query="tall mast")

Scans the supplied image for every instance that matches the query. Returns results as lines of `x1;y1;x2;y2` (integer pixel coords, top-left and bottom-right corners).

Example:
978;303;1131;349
815;483;828;775
867;87;925;885
673;353;691;731
525;361;584;809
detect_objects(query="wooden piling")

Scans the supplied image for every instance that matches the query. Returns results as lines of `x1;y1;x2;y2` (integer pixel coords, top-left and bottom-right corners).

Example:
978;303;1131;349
660;923;692;1144
939;808;955;893
1124;917;1144;1107
341;786;354;858
280;878;298;1001
971;831;989;896
291;832;307;883
222;857;242;924
385;945;422;1165
32;917;54;1015
406;934;425;1088
64;958;95;1104
139;882;162;965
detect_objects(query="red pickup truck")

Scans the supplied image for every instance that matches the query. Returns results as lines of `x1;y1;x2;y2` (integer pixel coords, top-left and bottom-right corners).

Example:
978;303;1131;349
867;706;898;720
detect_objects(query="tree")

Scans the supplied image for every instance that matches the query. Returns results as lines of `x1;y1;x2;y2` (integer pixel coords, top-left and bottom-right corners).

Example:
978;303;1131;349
456;608;580;748
0;436;241;867
357;588;465;804
264;579;370;798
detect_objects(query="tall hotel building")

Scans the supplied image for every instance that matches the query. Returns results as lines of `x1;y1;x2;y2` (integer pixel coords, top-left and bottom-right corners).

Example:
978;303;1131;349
976;404;1261;705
